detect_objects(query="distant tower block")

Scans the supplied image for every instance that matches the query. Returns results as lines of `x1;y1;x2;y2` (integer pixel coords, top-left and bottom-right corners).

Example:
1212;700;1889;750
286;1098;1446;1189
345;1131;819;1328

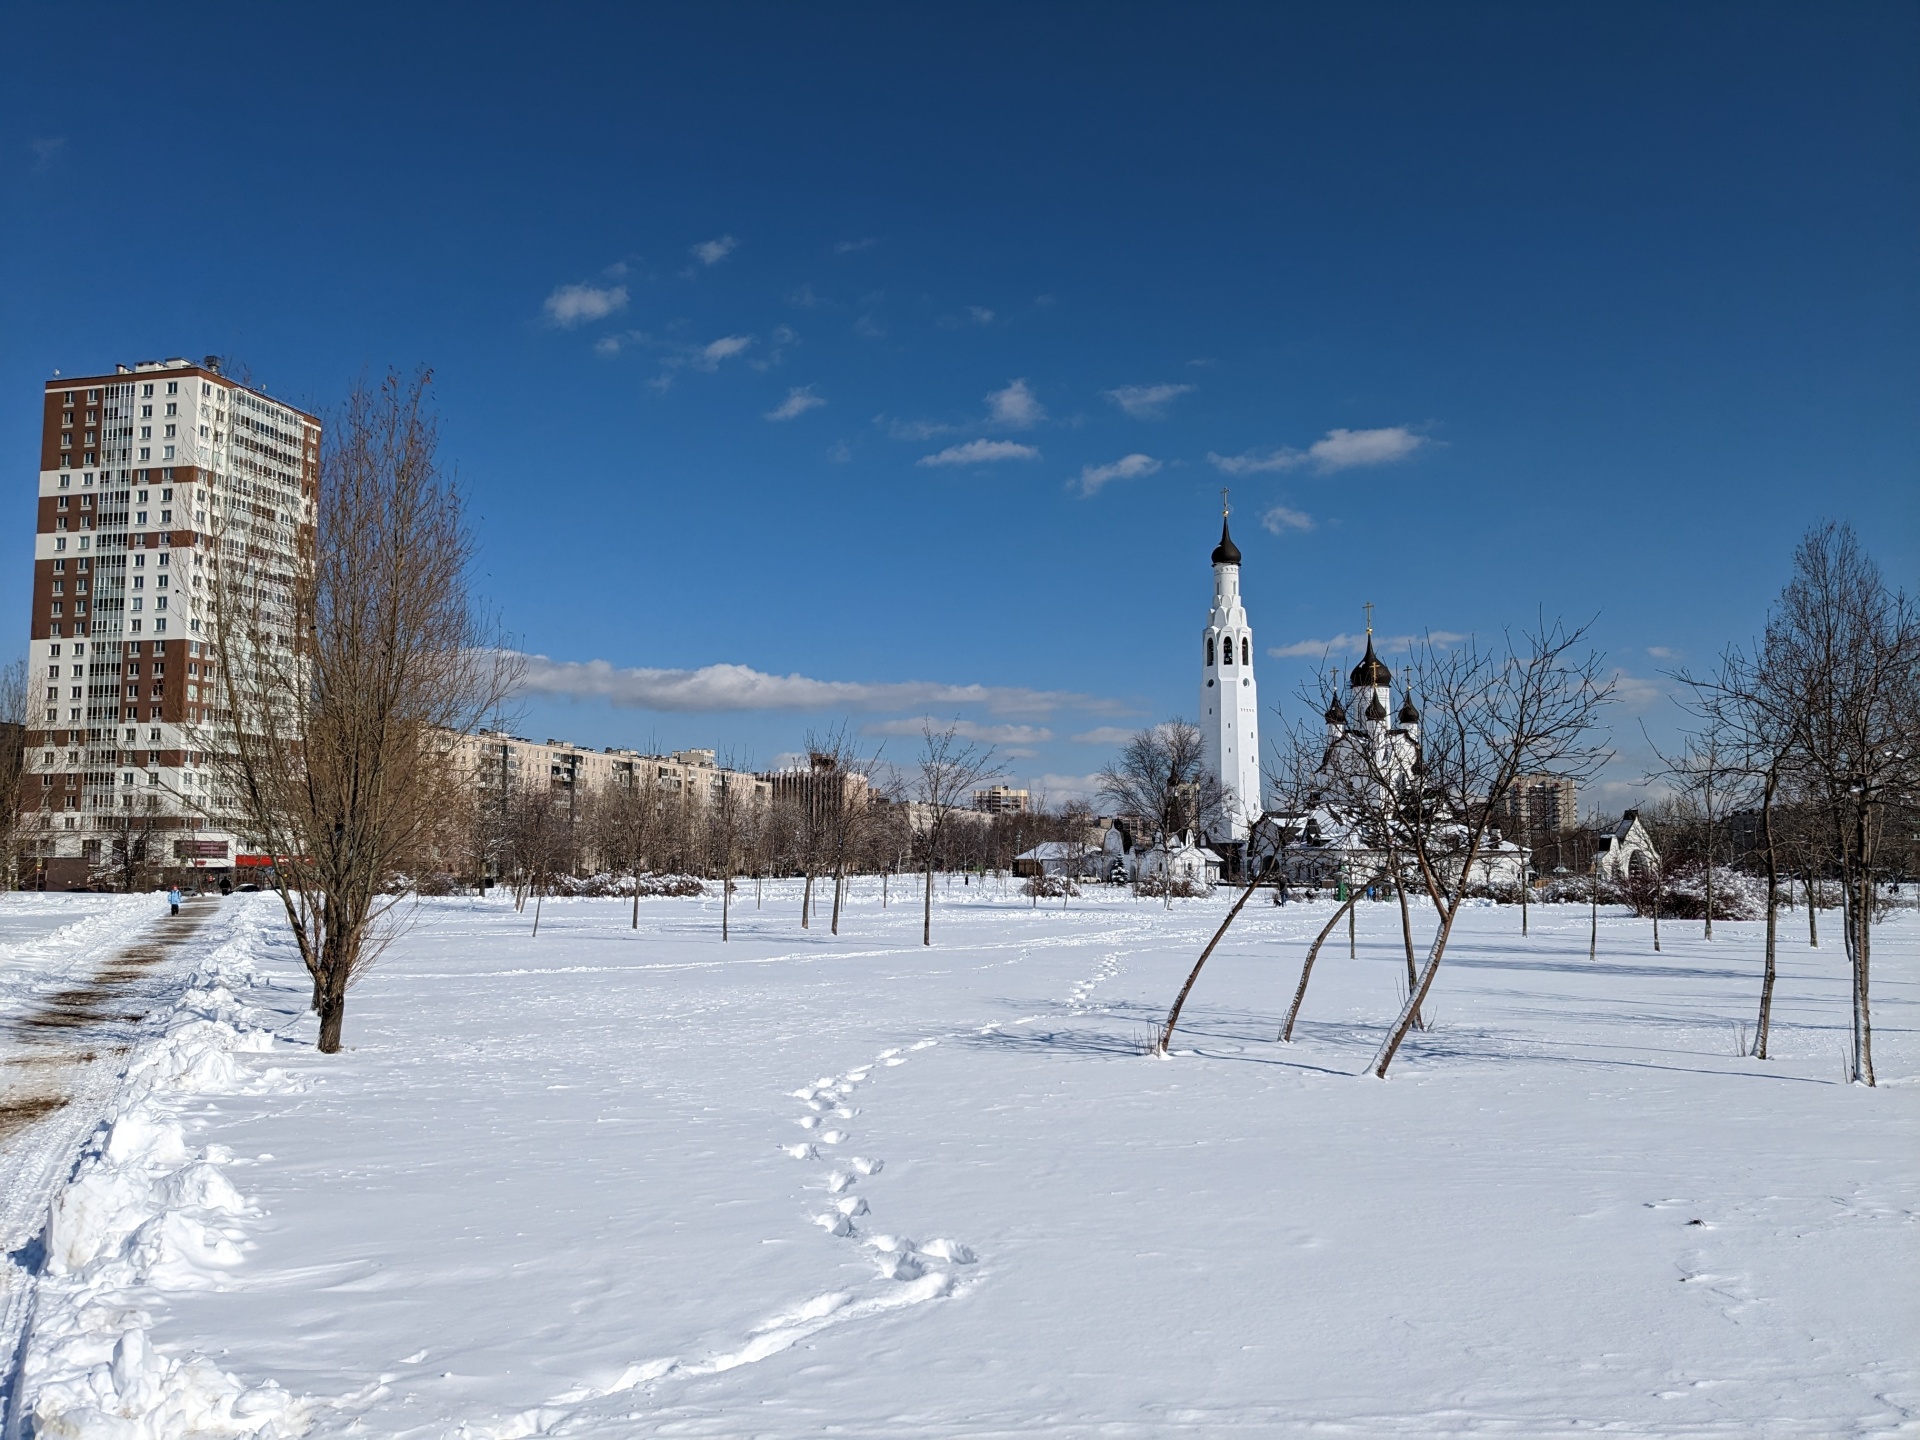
1198;497;1262;841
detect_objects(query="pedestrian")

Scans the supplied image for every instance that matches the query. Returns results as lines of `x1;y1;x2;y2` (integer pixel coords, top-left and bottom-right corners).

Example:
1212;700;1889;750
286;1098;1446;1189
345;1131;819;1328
167;885;182;917
219;876;232;896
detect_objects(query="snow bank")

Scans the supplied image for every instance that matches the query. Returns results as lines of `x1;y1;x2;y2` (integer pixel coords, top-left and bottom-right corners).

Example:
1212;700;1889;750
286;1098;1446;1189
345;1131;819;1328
21;901;314;1439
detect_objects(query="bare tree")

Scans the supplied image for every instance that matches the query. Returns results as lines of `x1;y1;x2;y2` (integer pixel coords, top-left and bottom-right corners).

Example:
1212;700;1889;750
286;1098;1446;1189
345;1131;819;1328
704;754;757;941
1646;713;1744;940
1368;619;1613;1079
1754;523;1918;1085
1097;720;1226;909
0;659;31;889
909;723;1002;946
505;779;574;934
208;370;519;1052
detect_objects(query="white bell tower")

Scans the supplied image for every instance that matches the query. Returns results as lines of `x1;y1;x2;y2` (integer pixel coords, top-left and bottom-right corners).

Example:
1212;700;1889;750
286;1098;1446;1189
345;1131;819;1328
1199;494;1262;841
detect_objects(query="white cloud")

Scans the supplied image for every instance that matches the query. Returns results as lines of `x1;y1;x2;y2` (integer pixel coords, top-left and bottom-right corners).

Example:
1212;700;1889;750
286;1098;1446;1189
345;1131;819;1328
1261;505;1314;534
789;283;827;308
885;417;959;441
1267;631;1468;660
1070;726;1136;746
1023;772;1107;802
834;237;878;254
1076;453;1160;497
765;385;825;421
826;439;853;463
1104;383;1195;419
918;439;1040;467
1209;425;1430;476
863;717;1054;744
1610;670;1671;714
1208;446;1300;475
855;312;887;339
969;306;996;325
515;654;1119;717
691;235;737;266
693;335;753;371
543;282;628;328
1646;646;1680;660
986;378;1045;429
593;336;624;358
1306;426;1427;470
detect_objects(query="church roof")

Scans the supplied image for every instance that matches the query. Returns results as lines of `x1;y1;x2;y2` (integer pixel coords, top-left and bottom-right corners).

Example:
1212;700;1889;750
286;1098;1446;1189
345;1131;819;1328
1211;518;1242;566
1349;634;1391;689
1398;694;1420;725
1323;692;1347;724
1365;694;1388;722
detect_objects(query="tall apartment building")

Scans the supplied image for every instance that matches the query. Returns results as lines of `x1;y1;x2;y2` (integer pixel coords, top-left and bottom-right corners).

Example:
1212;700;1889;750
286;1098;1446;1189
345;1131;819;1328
20;358;319;888
1501;774;1579;836
972;785;1030;815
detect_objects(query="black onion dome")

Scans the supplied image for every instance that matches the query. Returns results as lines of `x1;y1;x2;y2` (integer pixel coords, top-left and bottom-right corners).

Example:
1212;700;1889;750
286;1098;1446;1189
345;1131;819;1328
1211;518;1242;566
1398;694;1420;724
1365;695;1388;722
1349;635;1392;689
1323;692;1347;724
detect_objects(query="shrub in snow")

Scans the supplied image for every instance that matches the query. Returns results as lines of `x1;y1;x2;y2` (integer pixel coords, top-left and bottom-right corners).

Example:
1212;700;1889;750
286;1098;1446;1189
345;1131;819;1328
1021;874;1079;899
1135;874;1209;899
546;871;707;898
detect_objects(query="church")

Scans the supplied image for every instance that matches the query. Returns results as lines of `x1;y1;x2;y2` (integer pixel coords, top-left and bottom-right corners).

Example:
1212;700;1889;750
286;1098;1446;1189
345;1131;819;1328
1198;506;1263;852
1255;623;1529;892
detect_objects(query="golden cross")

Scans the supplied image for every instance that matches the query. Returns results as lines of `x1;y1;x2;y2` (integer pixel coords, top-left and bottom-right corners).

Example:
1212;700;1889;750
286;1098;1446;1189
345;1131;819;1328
1363;600;1374;637
1221;487;1231;518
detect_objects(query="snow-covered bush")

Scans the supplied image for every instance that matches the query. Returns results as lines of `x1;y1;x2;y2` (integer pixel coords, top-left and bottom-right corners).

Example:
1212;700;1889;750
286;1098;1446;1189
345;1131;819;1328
1021;874;1079;899
546;871;707;898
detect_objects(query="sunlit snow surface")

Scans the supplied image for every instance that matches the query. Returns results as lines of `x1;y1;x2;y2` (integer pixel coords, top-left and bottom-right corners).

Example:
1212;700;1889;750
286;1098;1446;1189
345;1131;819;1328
30;885;1919;1437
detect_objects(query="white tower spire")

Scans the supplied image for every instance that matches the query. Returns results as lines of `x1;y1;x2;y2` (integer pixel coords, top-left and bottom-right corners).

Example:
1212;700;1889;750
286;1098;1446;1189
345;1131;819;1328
1199;492;1262;841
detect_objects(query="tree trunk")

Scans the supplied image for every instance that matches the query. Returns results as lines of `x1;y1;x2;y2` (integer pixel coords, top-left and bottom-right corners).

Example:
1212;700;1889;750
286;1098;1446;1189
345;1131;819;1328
801;870;813;929
317;985;346;1054
1348;873;1356;959
631;881;640;930
1280;873;1384;1043
1393;855;1421;1031
830;867;843;936
1652;882;1661;952
1370;899;1464;1078
531;889;543;937
881;867;888;907
1703;810;1715;941
1754;774;1779;1059
722;867;731;942
1589;866;1598;962
1807;867;1818;947
922;856;935;947
1159;859;1272;1054
1521;867;1528;937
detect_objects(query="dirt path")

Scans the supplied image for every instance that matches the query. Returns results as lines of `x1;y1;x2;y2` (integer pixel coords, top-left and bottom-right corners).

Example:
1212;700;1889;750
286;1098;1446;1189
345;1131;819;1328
0;896;225;1423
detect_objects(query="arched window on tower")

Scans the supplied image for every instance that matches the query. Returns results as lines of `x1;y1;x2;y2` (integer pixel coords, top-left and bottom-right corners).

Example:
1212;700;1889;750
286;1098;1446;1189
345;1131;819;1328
1204;636;1214;666
1220;636;1230;666
1241;636;1250;666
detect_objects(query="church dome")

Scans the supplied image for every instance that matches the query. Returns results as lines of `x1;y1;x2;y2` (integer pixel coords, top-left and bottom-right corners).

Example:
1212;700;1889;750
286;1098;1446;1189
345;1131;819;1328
1349;635;1391;689
1211;518;1241;566
1398;695;1420;725
1323;693;1347;725
1365;695;1388;722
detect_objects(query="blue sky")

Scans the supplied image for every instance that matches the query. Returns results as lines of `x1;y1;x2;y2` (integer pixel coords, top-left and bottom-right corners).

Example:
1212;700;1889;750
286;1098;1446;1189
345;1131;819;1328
4;4;1914;810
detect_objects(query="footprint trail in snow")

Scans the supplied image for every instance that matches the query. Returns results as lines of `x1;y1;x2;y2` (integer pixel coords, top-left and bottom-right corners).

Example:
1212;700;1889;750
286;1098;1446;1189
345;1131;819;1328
480;1037;976;1436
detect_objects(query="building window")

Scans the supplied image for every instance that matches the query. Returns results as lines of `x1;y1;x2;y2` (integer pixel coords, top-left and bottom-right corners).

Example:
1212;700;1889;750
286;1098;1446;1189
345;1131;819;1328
1204;637;1214;666
1241;637;1250;665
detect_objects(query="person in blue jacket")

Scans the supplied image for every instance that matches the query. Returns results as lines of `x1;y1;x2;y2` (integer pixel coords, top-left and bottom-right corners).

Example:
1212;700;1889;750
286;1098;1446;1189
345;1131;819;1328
168;886;182;917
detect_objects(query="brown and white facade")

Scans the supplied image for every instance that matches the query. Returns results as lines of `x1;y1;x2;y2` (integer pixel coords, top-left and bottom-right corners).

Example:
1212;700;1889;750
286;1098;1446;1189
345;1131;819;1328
19;358;319;887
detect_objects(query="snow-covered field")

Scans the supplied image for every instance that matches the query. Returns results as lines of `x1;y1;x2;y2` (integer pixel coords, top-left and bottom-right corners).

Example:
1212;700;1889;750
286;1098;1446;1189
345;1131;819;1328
11;881;1918;1438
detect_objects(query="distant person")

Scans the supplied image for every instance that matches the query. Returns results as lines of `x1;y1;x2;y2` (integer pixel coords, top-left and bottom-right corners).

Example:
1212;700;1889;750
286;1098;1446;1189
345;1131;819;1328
219;876;233;896
167;886;182;917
